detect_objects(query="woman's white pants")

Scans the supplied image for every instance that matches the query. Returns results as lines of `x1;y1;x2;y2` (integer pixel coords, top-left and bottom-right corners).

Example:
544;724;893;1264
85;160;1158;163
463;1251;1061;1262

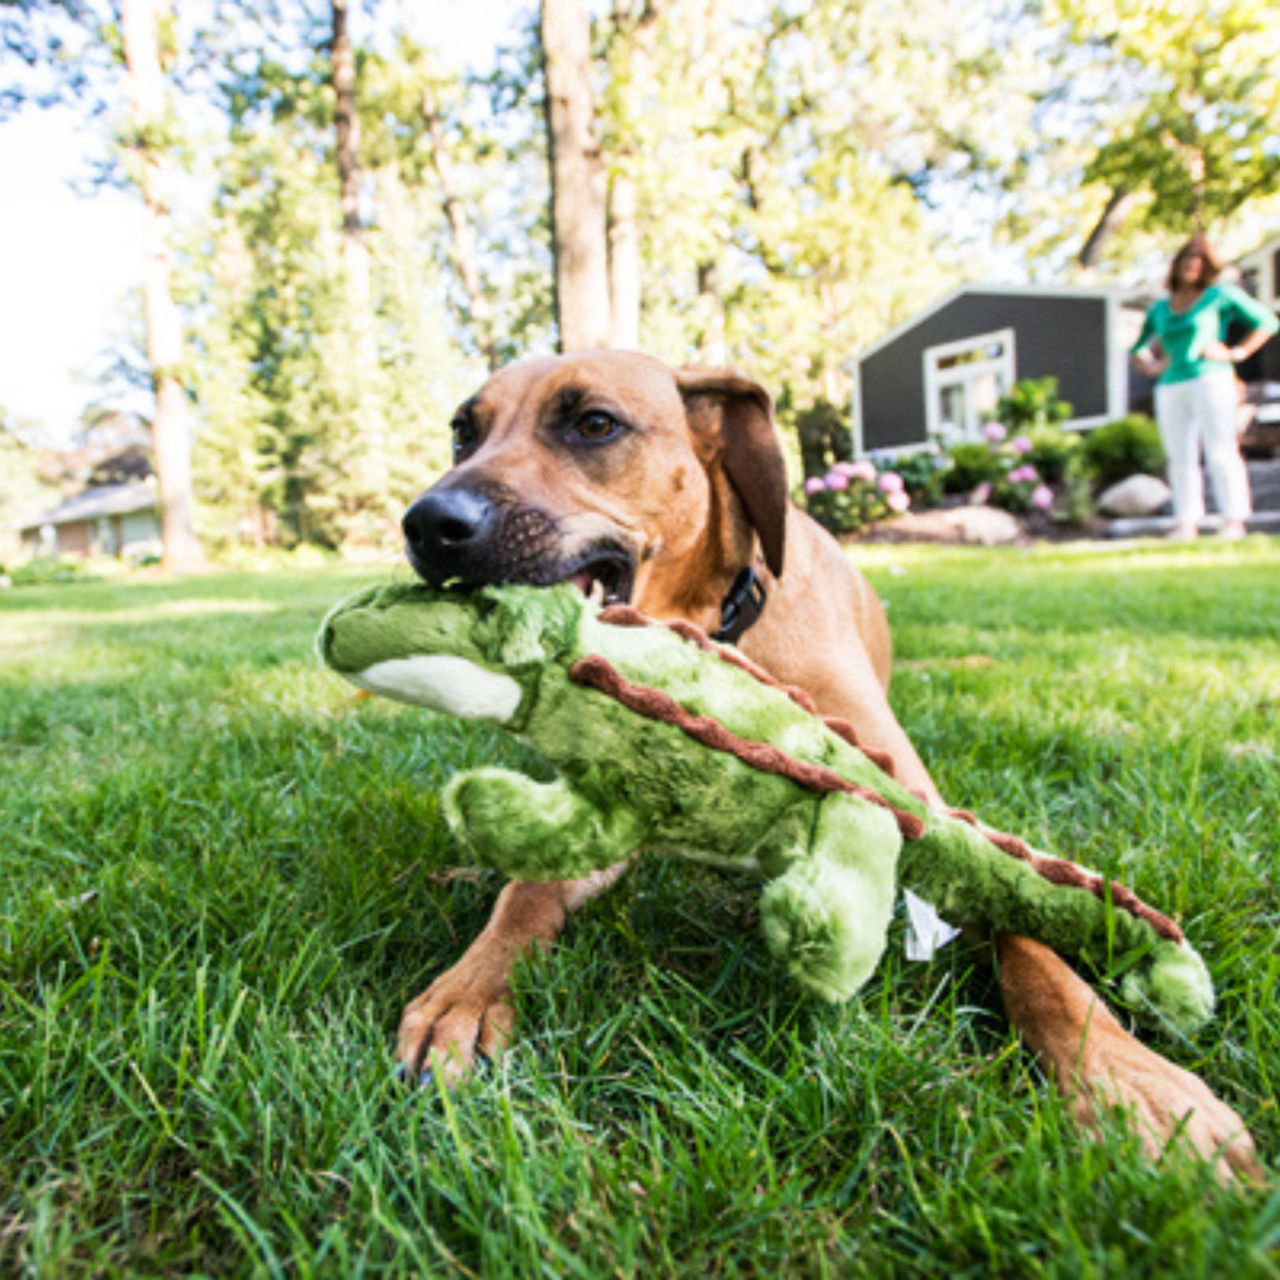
1154;370;1252;523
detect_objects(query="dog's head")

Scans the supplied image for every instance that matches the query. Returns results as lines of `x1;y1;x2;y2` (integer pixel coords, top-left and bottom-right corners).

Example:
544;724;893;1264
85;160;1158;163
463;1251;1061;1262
402;352;788;618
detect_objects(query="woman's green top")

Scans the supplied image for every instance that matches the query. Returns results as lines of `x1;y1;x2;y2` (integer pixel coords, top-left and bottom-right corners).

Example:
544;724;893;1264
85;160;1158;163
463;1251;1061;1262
1132;283;1279;385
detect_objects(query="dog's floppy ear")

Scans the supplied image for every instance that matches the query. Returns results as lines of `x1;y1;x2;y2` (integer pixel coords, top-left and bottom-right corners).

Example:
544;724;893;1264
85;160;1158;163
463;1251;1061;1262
675;366;788;578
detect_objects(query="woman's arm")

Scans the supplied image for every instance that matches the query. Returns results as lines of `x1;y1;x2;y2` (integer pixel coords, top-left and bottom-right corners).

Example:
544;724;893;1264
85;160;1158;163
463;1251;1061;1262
1213;284;1280;364
1130;308;1167;378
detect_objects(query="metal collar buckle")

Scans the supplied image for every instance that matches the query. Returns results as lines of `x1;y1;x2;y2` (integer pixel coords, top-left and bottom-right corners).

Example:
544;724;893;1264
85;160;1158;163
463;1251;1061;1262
711;566;768;645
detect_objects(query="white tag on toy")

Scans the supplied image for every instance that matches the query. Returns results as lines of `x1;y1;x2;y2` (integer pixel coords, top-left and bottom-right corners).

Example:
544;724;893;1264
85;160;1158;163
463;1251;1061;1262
904;890;961;961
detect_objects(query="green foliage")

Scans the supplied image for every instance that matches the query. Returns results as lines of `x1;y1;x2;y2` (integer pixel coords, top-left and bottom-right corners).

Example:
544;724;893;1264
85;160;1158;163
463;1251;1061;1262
0;416;59;560
2;554;1280;1271
1025;422;1083;485
802;473;895;536
1053;0;1280;234
993;377;1073;432
186;77;474;552
888;450;947;509
944;443;1005;494
794;399;855;481
1080;414;1167;491
2;557;94;587
942;429;1057;515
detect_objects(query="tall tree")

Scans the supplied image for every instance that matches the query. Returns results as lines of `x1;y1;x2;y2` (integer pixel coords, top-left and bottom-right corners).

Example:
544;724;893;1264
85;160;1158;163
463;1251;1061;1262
1053;0;1280;244
421;81;500;370
120;0;205;571
541;0;611;351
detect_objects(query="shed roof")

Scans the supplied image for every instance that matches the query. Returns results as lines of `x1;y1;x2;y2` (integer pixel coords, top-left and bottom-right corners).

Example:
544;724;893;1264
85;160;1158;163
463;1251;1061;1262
19;481;158;532
858;282;1128;364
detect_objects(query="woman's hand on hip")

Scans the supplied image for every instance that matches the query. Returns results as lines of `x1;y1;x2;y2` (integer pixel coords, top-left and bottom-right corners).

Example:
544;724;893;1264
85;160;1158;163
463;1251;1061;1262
1199;340;1236;363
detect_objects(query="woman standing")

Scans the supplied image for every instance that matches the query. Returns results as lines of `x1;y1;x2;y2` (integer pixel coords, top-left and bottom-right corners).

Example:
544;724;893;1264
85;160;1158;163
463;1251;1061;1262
1131;236;1278;540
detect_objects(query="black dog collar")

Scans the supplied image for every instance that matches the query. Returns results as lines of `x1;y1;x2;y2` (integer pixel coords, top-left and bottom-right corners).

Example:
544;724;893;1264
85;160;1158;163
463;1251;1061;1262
711;565;768;645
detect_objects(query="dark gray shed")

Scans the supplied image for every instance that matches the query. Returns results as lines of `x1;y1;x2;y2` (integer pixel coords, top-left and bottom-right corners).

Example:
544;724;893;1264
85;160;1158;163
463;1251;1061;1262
853;285;1134;454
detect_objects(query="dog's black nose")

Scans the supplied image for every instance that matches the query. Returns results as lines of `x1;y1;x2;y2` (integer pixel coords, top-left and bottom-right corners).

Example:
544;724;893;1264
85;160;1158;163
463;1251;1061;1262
403;488;497;566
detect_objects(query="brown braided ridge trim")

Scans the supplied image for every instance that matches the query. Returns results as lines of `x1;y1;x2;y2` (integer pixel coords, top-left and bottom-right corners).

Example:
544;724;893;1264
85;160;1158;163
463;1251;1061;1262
568;654;927;840
597;603;896;777
945;808;1183;944
592;607;1181;945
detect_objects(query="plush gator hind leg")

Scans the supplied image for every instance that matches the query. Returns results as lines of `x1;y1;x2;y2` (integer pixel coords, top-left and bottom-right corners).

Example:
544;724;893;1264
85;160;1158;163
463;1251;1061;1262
759;794;904;1003
444;768;646;882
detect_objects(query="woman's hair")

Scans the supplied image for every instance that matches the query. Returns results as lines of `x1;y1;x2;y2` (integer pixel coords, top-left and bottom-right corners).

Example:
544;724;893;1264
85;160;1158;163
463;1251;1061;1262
1167;236;1224;291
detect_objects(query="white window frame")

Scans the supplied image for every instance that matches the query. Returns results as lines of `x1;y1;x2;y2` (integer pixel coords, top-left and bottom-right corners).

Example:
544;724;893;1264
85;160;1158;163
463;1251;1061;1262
923;328;1016;443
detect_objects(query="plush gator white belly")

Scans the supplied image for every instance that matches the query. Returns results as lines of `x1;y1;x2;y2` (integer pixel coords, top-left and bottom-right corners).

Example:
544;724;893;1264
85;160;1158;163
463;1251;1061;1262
350;655;523;724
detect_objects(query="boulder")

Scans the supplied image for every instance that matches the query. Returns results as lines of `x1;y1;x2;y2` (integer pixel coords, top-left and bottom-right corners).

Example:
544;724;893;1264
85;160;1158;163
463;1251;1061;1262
1097;474;1171;518
867;505;1024;546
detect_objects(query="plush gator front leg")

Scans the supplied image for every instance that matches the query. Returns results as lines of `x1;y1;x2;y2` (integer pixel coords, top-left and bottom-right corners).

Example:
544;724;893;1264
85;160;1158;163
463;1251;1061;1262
759;793;904;1002
444;768;646;881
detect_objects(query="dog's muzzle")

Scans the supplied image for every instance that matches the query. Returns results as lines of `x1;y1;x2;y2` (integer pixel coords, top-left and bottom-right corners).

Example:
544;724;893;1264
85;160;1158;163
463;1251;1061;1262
402;482;636;605
403;484;560;587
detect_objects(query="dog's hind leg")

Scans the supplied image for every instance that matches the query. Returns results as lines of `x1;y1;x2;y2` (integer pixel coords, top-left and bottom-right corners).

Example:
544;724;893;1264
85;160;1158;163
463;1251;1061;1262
996;932;1262;1184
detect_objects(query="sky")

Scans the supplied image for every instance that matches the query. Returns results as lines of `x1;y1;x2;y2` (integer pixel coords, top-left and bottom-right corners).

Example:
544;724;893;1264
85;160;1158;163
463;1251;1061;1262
0;0;530;443
0;109;145;440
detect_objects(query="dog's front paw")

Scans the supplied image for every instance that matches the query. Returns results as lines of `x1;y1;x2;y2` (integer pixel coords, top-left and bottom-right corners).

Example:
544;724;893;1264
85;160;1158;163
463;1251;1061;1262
1074;1022;1263;1185
397;947;517;1087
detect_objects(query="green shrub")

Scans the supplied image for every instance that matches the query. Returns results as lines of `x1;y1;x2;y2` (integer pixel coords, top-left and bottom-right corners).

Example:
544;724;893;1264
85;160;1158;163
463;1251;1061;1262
1026;423;1082;485
1079;415;1166;491
6;558;94;587
794;399;854;482
943;443;1004;494
889;450;946;508
801;458;916;534
994;377;1073;431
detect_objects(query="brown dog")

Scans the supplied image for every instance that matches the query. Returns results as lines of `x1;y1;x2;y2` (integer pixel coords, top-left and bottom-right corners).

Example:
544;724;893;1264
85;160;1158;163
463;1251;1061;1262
397;349;1259;1179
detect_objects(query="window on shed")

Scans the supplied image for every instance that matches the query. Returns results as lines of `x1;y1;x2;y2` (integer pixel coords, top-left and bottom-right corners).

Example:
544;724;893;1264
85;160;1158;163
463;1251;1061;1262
923;328;1015;444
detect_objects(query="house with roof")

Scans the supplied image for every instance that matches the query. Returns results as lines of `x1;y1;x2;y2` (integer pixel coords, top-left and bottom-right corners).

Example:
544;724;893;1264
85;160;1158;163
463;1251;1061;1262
18;480;161;560
851;284;1144;455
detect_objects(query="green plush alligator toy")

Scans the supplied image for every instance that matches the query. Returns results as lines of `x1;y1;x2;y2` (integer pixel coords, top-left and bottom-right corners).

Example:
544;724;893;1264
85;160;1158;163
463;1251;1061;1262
318;581;1214;1033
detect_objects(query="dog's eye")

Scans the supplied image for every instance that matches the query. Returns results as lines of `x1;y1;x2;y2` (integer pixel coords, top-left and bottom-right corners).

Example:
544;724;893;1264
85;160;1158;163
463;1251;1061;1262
451;413;478;459
572;411;625;444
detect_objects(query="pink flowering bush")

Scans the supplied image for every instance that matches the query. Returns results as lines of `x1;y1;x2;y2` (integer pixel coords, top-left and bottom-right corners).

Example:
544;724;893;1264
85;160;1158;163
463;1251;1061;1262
944;422;1056;515
801;459;915;534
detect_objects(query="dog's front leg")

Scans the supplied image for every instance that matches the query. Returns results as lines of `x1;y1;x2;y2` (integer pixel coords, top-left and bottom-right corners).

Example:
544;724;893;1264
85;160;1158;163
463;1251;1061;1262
397;863;630;1084
996;932;1262;1183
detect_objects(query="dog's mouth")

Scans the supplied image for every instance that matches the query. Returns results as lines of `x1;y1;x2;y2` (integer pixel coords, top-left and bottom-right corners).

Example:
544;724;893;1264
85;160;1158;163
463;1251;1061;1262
531;547;635;609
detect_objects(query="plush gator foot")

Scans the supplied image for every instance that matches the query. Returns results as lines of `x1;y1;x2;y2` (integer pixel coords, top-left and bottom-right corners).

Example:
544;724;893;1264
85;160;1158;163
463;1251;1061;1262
759;795;902;1002
445;769;644;882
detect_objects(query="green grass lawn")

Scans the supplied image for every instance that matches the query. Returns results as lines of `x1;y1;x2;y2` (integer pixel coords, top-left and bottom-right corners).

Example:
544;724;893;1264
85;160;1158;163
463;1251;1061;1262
2;540;1279;1278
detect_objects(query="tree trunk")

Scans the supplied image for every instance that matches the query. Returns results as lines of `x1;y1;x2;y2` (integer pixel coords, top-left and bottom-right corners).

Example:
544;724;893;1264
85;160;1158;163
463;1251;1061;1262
603;1;663;349
330;0;386;535
1077;187;1138;274
608;174;640;348
120;0;205;572
422;88;500;371
331;0;375;352
542;0;611;351
331;0;363;266
696;260;726;365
